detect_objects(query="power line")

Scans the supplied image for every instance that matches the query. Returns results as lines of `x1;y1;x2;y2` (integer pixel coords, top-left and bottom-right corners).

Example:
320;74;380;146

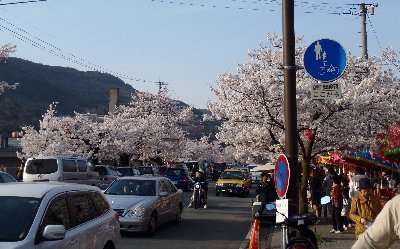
0;0;50;6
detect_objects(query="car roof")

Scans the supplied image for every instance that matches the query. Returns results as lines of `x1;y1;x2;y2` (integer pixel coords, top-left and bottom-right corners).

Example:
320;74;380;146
117;176;165;181
224;169;242;172
0;182;99;198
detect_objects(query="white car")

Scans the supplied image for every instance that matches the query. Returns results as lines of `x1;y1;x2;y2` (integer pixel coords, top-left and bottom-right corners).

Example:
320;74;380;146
0;182;120;249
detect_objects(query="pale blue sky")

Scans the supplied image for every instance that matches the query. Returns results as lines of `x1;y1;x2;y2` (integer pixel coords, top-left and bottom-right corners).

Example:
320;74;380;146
0;0;398;109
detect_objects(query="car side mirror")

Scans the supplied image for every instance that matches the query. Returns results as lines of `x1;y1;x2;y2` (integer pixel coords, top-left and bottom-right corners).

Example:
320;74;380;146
160;191;169;197
42;225;66;240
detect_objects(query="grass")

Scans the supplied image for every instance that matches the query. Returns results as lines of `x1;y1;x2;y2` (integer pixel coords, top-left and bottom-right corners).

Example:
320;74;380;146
316;233;326;244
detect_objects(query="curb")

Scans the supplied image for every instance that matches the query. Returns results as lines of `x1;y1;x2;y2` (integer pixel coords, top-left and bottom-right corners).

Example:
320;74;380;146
239;227;252;249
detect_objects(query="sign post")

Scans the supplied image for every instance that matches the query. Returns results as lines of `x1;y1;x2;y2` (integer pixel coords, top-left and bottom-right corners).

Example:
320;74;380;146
303;38;347;83
274;154;291;199
304;38;347;100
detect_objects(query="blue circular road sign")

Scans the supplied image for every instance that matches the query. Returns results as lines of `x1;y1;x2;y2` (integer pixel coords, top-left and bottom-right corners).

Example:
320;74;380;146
274;154;290;199
303;39;347;82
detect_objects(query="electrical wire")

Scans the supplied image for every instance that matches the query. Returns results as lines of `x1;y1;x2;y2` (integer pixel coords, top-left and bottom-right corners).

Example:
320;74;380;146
0;0;50;6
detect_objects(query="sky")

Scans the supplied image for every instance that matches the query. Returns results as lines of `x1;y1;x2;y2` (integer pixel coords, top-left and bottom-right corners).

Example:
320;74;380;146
0;0;399;109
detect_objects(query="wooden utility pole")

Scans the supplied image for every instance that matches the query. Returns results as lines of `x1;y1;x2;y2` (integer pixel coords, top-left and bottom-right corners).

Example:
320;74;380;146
282;0;299;215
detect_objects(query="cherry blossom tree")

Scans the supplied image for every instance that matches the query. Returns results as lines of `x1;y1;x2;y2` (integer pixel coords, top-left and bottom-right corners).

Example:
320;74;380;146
19;91;198;165
0;44;18;95
19;103;101;159
208;33;400;212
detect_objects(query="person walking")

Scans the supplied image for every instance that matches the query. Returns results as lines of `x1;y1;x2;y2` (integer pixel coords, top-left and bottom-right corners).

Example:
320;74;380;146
310;167;323;221
321;167;336;220
349;167;366;199
15;163;24;181
330;175;344;233
352;194;400;249
349;178;382;239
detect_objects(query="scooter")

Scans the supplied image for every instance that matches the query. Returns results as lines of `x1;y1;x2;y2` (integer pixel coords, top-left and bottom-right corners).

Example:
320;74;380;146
266;196;330;249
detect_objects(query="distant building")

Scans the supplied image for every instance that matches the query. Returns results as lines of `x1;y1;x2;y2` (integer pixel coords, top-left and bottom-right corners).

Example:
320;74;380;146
0;132;22;175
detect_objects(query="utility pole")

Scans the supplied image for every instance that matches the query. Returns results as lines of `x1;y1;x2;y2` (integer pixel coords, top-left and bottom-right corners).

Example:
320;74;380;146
282;0;298;215
155;80;168;94
346;3;378;59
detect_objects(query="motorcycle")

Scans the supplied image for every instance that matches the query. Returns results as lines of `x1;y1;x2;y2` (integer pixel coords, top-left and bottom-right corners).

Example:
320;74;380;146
265;196;330;249
192;181;207;209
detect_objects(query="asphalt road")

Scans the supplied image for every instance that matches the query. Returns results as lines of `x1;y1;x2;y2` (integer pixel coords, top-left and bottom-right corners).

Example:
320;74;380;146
119;182;255;249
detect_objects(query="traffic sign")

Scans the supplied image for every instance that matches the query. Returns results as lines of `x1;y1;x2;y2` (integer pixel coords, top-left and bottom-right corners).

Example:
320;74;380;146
303;39;347;82
274;154;290;199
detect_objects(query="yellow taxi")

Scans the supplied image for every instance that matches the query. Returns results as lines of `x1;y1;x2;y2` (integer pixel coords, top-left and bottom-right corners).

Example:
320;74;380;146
215;169;251;197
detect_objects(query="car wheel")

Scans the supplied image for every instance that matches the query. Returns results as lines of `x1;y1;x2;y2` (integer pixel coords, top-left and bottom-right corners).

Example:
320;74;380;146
175;205;182;224
147;213;157;236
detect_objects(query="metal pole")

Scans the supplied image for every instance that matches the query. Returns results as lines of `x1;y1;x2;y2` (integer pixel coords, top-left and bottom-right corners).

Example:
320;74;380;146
282;0;299;215
360;3;368;59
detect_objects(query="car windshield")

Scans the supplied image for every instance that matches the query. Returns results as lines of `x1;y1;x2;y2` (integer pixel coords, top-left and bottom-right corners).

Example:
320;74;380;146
137;167;153;175
165;169;184;176
25;159;58;174
105;179;156;196
118;168;133;176
0;197;41;241
220;171;246;180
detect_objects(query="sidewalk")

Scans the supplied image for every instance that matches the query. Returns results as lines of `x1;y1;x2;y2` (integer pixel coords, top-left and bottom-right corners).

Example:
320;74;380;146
264;218;357;249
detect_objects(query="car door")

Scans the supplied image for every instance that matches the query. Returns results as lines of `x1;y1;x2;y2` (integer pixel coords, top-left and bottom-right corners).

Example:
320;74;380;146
66;192;103;249
36;194;79;249
164;179;180;221
157;180;171;224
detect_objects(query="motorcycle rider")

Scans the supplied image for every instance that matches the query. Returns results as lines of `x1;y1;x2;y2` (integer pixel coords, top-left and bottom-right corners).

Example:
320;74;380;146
255;172;277;217
188;169;208;208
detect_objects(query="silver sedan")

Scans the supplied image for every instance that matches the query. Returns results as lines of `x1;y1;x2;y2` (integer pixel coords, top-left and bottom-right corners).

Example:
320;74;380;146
104;176;184;235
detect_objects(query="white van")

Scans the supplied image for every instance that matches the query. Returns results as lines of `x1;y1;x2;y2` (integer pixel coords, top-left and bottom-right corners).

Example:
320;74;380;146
23;156;100;187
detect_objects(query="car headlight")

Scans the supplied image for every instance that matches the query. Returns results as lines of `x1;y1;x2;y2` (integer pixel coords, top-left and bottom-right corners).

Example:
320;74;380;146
125;206;145;218
236;184;243;188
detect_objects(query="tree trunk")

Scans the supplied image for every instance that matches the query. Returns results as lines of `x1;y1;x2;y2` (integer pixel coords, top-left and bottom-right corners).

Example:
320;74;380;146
299;159;311;213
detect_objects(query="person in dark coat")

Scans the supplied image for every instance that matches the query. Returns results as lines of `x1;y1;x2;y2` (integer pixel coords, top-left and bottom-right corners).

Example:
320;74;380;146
255;172;277;216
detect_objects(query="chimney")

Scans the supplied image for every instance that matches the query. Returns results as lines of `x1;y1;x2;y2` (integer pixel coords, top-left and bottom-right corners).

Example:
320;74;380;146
109;87;119;114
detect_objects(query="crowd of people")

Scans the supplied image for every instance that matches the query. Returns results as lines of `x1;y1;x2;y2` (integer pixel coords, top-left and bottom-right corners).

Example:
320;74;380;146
309;165;400;248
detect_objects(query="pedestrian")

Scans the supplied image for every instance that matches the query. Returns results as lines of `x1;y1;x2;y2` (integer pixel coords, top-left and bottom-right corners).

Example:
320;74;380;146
255;172;277;217
16;163;24;181
349;167;366;199
309;167;323;221
0;164;5;172
330;175;344;233
321;166;336;220
352;194;400;249
349;177;383;239
341;172;351;230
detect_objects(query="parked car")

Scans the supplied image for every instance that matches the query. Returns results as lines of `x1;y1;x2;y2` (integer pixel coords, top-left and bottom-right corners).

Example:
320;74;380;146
164;167;191;191
117;166;141;177
0;182;120;249
23;156;100;187
103;176;184;235
215;169;251;197
137;166;157;177
0;171;18;183
94;165;122;189
249;164;274;184
210;162;227;181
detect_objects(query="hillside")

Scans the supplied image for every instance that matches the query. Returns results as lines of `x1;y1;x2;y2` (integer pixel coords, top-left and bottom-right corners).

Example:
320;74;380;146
0;58;218;139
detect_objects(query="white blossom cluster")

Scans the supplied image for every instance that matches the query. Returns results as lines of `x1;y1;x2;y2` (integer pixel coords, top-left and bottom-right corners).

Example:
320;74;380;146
208;33;400;164
18;92;233;164
0;44;18;95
